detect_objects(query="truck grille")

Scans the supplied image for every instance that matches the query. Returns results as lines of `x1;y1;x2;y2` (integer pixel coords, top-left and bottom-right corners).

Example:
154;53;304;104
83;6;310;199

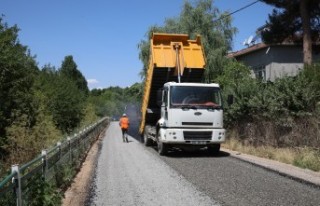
182;122;213;126
183;131;212;140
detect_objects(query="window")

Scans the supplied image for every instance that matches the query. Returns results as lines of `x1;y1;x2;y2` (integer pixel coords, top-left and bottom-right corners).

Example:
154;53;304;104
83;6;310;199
163;89;168;106
170;86;222;109
253;65;266;80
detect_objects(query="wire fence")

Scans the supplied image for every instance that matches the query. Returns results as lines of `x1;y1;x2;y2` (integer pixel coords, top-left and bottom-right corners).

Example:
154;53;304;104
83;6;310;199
0;117;109;206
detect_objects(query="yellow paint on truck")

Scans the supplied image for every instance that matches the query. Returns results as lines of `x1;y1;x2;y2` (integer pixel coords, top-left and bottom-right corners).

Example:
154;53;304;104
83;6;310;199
139;33;206;134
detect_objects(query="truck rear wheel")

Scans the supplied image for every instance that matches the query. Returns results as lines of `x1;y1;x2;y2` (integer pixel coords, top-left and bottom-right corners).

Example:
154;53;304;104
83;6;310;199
208;144;220;155
143;130;153;147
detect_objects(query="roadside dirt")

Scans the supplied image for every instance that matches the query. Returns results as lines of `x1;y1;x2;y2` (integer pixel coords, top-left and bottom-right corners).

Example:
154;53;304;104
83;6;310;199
62;133;103;206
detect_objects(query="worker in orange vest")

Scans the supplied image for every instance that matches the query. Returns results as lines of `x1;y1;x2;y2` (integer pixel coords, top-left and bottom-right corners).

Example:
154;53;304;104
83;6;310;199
119;113;130;142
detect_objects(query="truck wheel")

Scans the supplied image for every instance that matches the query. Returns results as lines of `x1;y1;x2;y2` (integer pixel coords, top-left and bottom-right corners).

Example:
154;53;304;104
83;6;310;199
157;141;168;156
208;144;220;155
143;131;153;147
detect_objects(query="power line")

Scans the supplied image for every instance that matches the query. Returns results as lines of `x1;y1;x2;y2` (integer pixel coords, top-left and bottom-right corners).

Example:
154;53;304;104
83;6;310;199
213;0;261;23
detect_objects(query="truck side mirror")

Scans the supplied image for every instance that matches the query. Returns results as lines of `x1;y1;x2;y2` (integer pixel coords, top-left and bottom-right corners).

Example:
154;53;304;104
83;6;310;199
156;89;163;107
227;95;234;105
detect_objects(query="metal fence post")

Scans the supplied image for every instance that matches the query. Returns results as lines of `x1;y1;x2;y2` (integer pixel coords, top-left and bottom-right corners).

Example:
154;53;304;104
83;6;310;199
74;133;79;160
81;129;86;150
41;150;47;179
67;137;72;163
57;142;62;160
11;164;22;206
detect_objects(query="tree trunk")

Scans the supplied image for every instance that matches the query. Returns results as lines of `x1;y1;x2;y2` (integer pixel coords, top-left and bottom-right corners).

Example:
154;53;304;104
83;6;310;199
300;0;312;65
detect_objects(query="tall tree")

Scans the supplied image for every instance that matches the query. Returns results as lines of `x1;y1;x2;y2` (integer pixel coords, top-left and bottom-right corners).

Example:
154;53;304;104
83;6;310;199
0;18;38;144
59;55;89;95
260;0;320;65
138;0;237;82
36;65;85;133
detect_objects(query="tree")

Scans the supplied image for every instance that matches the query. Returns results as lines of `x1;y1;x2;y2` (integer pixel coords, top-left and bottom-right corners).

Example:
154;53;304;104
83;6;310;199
124;82;143;103
260;0;320;65
216;61;259;123
59;55;89;95
48;75;85;133
35;65;85;133
0;18;38;144
138;0;237;82
88;84;142;118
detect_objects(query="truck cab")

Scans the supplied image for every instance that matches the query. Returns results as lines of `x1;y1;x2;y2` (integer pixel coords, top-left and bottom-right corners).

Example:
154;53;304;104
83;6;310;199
153;82;225;154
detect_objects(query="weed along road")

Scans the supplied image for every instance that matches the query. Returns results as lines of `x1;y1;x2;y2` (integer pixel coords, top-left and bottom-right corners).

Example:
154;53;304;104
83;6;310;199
90;122;320;206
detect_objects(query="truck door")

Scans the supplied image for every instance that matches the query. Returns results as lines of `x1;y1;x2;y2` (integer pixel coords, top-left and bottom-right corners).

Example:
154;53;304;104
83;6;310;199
161;88;168;121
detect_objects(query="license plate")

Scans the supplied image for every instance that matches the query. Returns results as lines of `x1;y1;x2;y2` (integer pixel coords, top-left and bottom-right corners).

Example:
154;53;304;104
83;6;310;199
190;141;207;145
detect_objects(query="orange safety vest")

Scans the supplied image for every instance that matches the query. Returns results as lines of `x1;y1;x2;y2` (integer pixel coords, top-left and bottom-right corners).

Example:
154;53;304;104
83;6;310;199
119;117;129;129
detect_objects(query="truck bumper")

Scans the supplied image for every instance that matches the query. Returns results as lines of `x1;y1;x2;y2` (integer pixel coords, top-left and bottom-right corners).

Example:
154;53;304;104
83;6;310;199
158;128;225;144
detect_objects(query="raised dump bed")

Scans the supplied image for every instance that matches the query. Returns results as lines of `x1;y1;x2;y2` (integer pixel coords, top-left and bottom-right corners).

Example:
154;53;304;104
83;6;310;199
139;33;206;134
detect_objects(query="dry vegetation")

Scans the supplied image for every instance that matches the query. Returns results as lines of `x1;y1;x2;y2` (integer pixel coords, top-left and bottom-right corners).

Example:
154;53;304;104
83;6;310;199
223;138;320;172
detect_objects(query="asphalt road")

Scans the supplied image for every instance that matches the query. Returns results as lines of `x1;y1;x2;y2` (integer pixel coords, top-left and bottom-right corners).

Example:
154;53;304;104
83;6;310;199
90;122;320;206
91;122;219;206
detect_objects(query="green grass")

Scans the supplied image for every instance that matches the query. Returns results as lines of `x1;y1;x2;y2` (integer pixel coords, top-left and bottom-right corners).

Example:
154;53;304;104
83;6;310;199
223;138;320;172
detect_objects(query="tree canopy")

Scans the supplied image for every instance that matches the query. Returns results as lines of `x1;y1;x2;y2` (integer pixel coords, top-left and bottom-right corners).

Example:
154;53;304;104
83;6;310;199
35;65;86;133
0;18;101;170
88;84;142;118
60;55;89;95
260;0;320;64
0;18;38;143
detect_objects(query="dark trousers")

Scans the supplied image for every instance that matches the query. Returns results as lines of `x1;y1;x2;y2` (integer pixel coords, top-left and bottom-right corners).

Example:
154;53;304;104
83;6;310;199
121;128;128;135
121;128;128;142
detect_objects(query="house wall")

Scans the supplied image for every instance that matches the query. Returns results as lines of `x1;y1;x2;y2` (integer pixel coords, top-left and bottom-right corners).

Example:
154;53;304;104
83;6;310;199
235;45;320;81
268;63;303;81
236;47;271;67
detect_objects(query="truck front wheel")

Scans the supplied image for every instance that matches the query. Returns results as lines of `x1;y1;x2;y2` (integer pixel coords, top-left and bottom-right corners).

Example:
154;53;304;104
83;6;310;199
157;131;168;155
157;141;168;156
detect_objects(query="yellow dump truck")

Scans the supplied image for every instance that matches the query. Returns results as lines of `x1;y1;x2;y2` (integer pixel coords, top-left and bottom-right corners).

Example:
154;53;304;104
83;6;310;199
139;33;225;155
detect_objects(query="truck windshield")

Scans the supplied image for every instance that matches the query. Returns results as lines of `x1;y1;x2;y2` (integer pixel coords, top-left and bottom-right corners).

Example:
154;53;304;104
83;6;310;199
170;86;222;109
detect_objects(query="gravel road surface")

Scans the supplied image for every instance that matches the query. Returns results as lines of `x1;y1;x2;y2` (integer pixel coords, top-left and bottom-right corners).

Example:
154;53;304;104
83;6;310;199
91;122;320;206
91;122;219;206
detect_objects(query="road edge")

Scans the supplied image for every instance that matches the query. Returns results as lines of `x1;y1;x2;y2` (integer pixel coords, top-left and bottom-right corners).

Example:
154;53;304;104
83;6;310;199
62;129;106;206
222;148;320;189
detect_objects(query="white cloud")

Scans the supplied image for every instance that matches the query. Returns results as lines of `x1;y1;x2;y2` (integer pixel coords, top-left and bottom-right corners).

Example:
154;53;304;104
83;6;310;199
87;79;99;84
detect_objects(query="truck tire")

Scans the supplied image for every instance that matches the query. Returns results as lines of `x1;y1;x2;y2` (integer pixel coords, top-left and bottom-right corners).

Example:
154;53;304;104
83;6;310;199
208;144;220;155
157;141;168;156
156;131;168;155
143;130;153;147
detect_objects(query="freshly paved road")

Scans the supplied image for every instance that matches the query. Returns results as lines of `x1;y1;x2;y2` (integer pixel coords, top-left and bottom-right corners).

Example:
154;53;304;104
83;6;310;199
91;122;219;206
90;122;320;206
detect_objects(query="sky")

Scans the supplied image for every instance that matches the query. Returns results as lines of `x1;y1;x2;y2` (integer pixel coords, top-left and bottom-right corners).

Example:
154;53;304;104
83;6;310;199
1;0;274;89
